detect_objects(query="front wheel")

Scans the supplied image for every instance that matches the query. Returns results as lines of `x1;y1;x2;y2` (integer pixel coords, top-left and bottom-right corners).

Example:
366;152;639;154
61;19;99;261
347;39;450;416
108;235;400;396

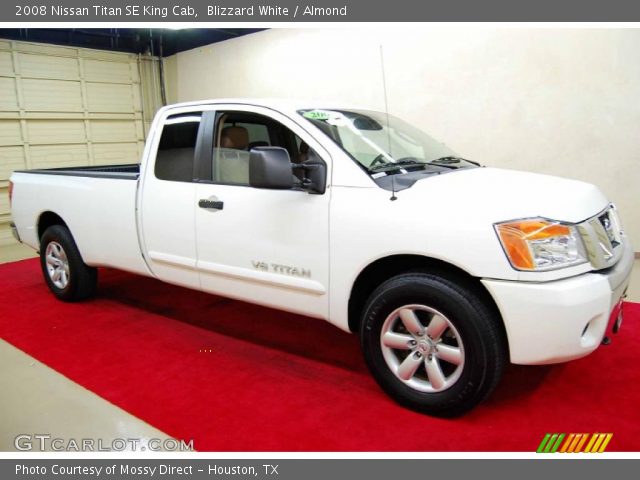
360;273;506;416
40;225;97;302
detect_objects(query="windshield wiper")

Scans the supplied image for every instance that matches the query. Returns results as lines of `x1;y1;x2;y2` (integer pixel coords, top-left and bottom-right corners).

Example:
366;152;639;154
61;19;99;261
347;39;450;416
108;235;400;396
368;158;427;173
428;156;480;167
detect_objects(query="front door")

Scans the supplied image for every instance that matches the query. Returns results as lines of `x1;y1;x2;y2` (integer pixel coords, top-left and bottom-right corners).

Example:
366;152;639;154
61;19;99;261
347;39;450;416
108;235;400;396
194;105;331;319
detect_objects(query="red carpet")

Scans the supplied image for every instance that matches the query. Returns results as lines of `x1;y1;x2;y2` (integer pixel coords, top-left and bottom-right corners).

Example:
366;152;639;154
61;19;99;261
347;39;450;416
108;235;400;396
1;258;639;451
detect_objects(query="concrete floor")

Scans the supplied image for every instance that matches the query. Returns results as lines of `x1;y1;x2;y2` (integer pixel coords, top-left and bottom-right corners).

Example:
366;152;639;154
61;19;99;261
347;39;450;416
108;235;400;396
0;241;638;452
0;340;173;452
0;242;175;452
0;241;37;263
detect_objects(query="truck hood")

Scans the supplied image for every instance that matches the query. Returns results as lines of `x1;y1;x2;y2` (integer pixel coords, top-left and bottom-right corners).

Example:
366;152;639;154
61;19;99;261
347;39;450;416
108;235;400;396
400;167;609;224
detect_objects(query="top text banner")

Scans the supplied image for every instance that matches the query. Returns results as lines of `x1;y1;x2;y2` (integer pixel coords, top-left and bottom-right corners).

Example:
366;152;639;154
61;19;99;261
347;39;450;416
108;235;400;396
4;0;640;22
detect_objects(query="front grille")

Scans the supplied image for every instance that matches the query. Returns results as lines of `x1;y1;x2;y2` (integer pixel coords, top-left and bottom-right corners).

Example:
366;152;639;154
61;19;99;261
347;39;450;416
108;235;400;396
598;210;620;248
577;205;624;270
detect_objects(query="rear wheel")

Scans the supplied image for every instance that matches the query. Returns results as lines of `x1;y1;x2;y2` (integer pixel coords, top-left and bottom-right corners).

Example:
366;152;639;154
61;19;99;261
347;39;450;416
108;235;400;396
40;225;97;301
360;272;506;416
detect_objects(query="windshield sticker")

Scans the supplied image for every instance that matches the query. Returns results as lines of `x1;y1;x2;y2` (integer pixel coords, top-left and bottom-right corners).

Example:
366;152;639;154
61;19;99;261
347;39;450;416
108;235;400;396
303;110;332;121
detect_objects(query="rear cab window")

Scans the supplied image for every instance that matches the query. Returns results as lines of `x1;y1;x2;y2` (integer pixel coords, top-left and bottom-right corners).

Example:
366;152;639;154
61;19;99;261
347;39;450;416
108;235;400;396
155;113;202;182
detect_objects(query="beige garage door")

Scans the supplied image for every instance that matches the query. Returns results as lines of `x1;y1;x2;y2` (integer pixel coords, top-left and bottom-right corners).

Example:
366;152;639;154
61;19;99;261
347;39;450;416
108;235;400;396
0;39;162;245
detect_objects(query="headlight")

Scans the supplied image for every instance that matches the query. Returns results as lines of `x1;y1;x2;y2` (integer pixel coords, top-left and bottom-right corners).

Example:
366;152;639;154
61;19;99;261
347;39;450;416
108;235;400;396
494;219;587;271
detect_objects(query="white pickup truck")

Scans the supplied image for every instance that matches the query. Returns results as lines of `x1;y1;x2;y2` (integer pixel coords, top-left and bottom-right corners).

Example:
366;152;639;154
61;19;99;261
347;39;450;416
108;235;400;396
9;99;633;416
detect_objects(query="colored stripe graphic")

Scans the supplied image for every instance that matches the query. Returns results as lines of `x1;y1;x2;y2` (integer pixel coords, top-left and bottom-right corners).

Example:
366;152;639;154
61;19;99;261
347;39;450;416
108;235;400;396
536;433;552;453
587;433;613;453
537;433;612;453
536;433;565;453
574;433;589;452
598;434;613;453
584;433;598;452
544;434;559;453
567;433;582;453
559;433;575;453
550;433;565;453
590;434;606;453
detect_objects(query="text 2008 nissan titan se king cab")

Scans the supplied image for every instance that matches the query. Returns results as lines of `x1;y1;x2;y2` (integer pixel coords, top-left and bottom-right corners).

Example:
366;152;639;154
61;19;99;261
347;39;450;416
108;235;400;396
9;100;634;416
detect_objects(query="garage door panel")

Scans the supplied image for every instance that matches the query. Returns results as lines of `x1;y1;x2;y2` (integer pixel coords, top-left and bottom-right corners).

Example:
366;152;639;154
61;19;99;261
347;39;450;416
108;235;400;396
19;53;80;80
0;226;13;245
1;41;163;247
132;86;144;113
0;146;26;180
0;77;18;111
17;42;78;58
93;143;139;165
81;49;133;63
0;188;9;213
27;120;86;145
130;62;140;83
84;59;133;84
0;190;10;245
91;120;139;143
22;79;83;112
30;144;89;169
0;51;13;76
86;83;135;113
0;120;22;147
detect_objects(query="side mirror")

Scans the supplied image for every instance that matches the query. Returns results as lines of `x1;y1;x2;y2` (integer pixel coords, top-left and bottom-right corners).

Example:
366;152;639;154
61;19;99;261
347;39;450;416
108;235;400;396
249;147;294;190
294;157;327;194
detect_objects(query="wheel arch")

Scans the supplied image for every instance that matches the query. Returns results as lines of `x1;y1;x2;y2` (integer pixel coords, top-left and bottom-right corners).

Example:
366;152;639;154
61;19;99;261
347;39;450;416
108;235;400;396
37;211;68;243
347;254;507;340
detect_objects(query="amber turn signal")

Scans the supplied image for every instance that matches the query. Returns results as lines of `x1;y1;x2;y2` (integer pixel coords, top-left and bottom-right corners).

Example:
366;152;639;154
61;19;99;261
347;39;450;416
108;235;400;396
495;220;572;270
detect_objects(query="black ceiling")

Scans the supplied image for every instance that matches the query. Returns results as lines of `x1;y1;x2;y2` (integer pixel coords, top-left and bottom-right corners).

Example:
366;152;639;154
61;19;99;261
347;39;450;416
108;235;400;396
0;28;265;56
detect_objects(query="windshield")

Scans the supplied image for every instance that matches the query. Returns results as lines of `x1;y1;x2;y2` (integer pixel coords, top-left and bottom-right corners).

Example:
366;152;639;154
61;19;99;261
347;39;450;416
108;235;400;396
298;109;478;175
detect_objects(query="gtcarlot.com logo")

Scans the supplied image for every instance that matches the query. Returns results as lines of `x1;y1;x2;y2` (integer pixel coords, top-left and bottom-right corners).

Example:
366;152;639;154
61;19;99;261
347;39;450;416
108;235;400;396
536;433;613;453
14;434;194;452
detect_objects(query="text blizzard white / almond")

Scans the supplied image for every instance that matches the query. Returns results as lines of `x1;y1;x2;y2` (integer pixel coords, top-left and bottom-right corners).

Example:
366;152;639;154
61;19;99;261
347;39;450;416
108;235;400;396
206;5;348;17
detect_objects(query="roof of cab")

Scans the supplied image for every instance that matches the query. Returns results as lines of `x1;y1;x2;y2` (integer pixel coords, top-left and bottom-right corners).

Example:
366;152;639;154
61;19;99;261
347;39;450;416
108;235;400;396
160;98;375;115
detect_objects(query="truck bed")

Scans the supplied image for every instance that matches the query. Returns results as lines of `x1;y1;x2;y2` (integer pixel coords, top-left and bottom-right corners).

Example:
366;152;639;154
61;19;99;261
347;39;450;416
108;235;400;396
15;164;140;180
10;165;148;276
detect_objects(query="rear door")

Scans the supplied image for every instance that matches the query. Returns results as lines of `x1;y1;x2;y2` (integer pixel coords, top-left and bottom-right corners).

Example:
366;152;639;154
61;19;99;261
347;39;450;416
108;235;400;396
194;104;332;319
139;109;205;288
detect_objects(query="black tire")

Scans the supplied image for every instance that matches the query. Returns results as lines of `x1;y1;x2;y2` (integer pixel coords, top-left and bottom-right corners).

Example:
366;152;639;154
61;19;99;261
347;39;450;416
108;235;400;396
360;272;506;417
39;225;98;302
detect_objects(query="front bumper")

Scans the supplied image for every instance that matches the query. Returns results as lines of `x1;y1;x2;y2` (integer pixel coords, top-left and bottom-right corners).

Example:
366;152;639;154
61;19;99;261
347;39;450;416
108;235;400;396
482;238;634;365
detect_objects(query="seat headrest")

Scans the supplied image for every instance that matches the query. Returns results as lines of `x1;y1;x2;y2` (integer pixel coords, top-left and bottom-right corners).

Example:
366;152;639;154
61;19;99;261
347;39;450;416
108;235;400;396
221;126;249;150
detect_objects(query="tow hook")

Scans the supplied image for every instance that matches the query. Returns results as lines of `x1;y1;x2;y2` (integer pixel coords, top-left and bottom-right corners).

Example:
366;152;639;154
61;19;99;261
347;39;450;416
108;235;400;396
604;295;625;344
602;306;624;345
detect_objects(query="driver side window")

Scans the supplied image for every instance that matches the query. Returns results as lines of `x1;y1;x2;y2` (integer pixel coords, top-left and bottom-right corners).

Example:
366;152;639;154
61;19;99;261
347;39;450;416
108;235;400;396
211;111;318;186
